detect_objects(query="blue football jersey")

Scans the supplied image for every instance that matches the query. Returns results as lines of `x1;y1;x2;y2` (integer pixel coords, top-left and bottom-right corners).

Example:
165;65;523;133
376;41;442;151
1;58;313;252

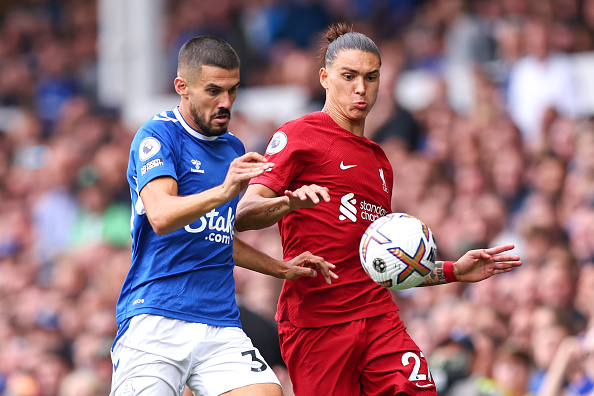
116;107;245;329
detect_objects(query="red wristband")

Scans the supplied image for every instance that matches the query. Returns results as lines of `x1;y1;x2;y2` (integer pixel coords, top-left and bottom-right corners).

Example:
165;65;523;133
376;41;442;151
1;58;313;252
443;261;458;283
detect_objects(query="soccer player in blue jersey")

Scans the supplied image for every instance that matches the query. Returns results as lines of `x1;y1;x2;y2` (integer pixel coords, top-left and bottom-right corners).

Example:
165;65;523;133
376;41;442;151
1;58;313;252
109;36;337;396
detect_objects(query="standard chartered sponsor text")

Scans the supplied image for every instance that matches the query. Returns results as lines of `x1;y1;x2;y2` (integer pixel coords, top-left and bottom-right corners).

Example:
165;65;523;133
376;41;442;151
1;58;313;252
359;200;388;221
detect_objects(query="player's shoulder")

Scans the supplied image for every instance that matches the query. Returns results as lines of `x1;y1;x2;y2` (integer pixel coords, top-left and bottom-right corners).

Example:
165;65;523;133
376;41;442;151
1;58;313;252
142;110;180;133
275;112;332;141
133;110;179;142
264;112;337;155
130;109;180;157
281;111;325;129
225;131;246;157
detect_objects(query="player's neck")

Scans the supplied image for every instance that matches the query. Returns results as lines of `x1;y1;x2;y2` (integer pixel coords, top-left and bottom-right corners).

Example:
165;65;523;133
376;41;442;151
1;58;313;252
322;107;366;137
178;102;203;133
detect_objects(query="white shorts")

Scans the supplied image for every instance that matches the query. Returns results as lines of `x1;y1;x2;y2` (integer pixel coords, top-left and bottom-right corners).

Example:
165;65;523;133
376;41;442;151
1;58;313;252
109;314;281;396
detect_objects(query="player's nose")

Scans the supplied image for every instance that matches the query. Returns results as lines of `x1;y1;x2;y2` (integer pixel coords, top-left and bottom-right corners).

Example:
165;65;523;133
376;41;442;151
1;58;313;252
218;91;235;109
354;77;366;95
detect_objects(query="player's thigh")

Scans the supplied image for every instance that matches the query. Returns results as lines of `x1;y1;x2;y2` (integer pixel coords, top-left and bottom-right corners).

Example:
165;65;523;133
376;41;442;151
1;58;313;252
110;316;191;396
278;320;364;396
221;383;282;396
110;343;186;396
186;326;280;396
111;376;180;396
361;312;437;396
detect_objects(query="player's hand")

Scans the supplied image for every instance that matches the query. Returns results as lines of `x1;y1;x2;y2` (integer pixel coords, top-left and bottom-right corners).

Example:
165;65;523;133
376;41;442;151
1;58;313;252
222;152;273;199
284;184;330;211
453;244;522;283
283;251;338;285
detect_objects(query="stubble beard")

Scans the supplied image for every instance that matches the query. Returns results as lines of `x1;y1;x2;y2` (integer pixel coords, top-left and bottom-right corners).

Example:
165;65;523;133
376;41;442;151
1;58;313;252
190;104;230;137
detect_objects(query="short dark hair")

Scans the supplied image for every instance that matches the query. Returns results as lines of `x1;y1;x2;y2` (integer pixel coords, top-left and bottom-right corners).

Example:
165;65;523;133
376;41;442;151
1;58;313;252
177;36;240;80
318;23;381;68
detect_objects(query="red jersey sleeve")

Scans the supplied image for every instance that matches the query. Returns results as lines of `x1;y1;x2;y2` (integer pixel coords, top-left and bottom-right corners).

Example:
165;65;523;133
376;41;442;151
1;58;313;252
250;115;326;195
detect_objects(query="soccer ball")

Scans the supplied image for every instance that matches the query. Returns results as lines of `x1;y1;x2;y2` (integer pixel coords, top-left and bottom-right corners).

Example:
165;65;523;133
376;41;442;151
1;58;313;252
359;213;437;290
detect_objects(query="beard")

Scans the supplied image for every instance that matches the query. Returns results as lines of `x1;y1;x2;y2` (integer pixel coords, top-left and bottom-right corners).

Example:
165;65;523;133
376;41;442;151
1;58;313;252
190;105;231;137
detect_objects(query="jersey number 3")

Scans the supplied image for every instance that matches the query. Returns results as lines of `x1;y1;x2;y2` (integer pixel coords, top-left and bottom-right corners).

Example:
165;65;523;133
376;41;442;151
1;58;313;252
242;350;268;372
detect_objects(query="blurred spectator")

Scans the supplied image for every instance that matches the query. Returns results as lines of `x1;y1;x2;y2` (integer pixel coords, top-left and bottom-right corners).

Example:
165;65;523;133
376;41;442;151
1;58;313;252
370;39;423;152
537;321;594;396
273;0;332;49
429;333;476;394
58;369;103;396
448;344;533;396
535;247;587;333
575;264;594;320
34;38;80;136
443;0;498;67
507;16;579;153
530;317;573;394
30;137;82;263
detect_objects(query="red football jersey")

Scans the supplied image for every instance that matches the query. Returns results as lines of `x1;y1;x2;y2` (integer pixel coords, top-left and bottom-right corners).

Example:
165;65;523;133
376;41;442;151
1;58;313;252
251;111;398;327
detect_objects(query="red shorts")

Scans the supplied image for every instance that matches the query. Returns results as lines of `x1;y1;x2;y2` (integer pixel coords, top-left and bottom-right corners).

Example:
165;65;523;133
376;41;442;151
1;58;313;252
278;311;437;396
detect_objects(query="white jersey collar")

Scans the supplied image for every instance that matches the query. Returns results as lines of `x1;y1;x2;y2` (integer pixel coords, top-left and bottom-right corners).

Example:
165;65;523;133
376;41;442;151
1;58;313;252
173;107;220;141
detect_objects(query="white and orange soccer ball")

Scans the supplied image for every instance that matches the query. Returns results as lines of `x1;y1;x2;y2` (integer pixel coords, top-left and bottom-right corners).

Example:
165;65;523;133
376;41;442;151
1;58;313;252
359;213;437;290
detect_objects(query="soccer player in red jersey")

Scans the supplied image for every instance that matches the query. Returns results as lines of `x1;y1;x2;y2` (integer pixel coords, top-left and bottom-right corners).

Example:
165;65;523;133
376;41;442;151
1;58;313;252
235;23;522;396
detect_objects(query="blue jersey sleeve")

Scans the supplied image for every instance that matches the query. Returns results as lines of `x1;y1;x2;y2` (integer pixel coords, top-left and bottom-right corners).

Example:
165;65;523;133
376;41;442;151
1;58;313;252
130;120;179;194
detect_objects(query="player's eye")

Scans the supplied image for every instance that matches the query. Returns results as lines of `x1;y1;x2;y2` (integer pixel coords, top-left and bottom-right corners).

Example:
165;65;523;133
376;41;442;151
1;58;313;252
343;74;353;81
207;88;219;95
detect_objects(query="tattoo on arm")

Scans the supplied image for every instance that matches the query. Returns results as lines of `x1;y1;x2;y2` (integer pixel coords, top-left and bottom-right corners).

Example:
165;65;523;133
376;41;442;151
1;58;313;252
265;205;283;216
418;261;447;286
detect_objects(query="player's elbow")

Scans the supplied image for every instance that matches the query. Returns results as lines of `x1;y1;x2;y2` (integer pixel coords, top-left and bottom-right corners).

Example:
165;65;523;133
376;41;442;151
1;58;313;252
147;212;176;235
152;224;173;236
236;202;263;232
234;211;250;232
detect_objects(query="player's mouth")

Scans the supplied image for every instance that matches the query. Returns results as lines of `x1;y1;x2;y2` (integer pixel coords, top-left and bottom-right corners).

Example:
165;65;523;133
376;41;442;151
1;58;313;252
213;116;229;124
354;101;367;110
212;110;231;123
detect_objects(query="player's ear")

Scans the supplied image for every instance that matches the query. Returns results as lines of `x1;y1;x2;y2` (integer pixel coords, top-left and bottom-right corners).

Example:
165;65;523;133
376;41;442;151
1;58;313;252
319;68;328;90
174;77;188;95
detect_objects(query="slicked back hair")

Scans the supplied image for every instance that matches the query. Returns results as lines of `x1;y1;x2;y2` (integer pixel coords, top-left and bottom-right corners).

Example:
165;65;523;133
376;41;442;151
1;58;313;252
177;36;240;82
318;23;381;68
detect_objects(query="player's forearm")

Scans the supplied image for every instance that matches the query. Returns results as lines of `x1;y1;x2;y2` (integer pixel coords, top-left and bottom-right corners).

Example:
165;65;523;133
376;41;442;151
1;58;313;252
146;186;229;235
233;237;287;278
235;195;291;231
417;261;450;286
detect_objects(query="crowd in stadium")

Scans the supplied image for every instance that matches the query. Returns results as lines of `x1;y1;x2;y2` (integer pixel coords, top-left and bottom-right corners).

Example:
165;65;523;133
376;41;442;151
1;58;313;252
0;0;593;395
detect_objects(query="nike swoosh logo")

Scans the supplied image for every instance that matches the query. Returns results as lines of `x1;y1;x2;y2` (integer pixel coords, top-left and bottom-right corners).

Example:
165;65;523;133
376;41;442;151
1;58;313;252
114;359;120;372
415;383;434;388
340;161;357;170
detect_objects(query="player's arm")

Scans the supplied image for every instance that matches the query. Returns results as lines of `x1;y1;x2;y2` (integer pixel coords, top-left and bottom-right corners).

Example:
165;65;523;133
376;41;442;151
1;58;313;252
236;183;330;231
141;152;272;235
416;261;449;286
418;244;522;286
233;236;337;284
235;184;288;231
